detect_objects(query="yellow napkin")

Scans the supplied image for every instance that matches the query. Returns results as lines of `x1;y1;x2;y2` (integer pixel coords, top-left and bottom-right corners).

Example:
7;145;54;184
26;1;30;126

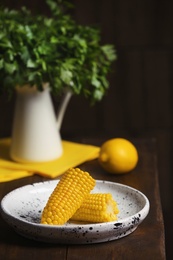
0;138;100;182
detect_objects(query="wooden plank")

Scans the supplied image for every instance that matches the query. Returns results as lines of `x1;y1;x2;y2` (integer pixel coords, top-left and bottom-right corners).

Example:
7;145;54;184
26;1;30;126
144;50;171;128
103;50;146;132
0;94;15;138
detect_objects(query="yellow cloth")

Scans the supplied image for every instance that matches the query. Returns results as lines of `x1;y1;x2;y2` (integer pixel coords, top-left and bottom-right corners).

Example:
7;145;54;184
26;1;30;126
0;138;100;182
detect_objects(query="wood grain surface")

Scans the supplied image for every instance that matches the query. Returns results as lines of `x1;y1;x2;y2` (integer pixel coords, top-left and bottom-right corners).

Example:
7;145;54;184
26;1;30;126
0;138;166;260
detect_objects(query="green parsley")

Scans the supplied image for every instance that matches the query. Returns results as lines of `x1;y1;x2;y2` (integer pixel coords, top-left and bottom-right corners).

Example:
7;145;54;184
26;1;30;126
0;0;117;103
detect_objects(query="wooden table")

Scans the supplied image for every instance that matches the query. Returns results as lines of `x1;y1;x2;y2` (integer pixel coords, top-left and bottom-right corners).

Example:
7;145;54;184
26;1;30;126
0;138;166;260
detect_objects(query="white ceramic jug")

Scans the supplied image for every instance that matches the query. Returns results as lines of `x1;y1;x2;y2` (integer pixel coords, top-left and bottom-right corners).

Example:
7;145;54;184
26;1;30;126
10;84;72;163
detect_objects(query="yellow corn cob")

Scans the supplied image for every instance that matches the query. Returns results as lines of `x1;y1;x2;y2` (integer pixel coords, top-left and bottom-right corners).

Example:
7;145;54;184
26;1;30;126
71;193;119;223
41;168;95;225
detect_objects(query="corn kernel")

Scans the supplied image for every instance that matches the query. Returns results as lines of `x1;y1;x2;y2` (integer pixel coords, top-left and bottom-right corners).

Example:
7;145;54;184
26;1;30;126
41;168;95;225
71;193;119;223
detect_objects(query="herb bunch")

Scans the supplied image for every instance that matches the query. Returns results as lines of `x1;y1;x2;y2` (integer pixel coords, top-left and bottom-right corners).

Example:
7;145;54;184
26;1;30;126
0;0;116;103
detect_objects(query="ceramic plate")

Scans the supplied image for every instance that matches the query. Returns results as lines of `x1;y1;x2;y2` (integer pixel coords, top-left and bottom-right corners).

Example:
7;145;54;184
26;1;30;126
0;180;149;244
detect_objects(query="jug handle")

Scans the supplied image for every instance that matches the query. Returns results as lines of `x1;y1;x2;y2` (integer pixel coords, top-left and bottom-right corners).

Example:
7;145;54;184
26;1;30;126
56;89;72;130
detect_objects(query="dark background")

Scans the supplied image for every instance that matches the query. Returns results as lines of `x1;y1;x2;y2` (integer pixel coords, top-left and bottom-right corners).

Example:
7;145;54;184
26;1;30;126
0;0;173;258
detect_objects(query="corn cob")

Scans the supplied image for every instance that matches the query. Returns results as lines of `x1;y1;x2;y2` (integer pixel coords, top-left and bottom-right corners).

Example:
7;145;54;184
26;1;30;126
71;193;119;223
41;168;95;225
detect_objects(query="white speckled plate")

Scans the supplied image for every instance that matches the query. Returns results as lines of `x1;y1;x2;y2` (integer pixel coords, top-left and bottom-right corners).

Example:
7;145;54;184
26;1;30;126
0;180;149;244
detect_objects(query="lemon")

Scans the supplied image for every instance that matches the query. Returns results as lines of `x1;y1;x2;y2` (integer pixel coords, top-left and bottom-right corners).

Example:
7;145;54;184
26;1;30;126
98;138;138;174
